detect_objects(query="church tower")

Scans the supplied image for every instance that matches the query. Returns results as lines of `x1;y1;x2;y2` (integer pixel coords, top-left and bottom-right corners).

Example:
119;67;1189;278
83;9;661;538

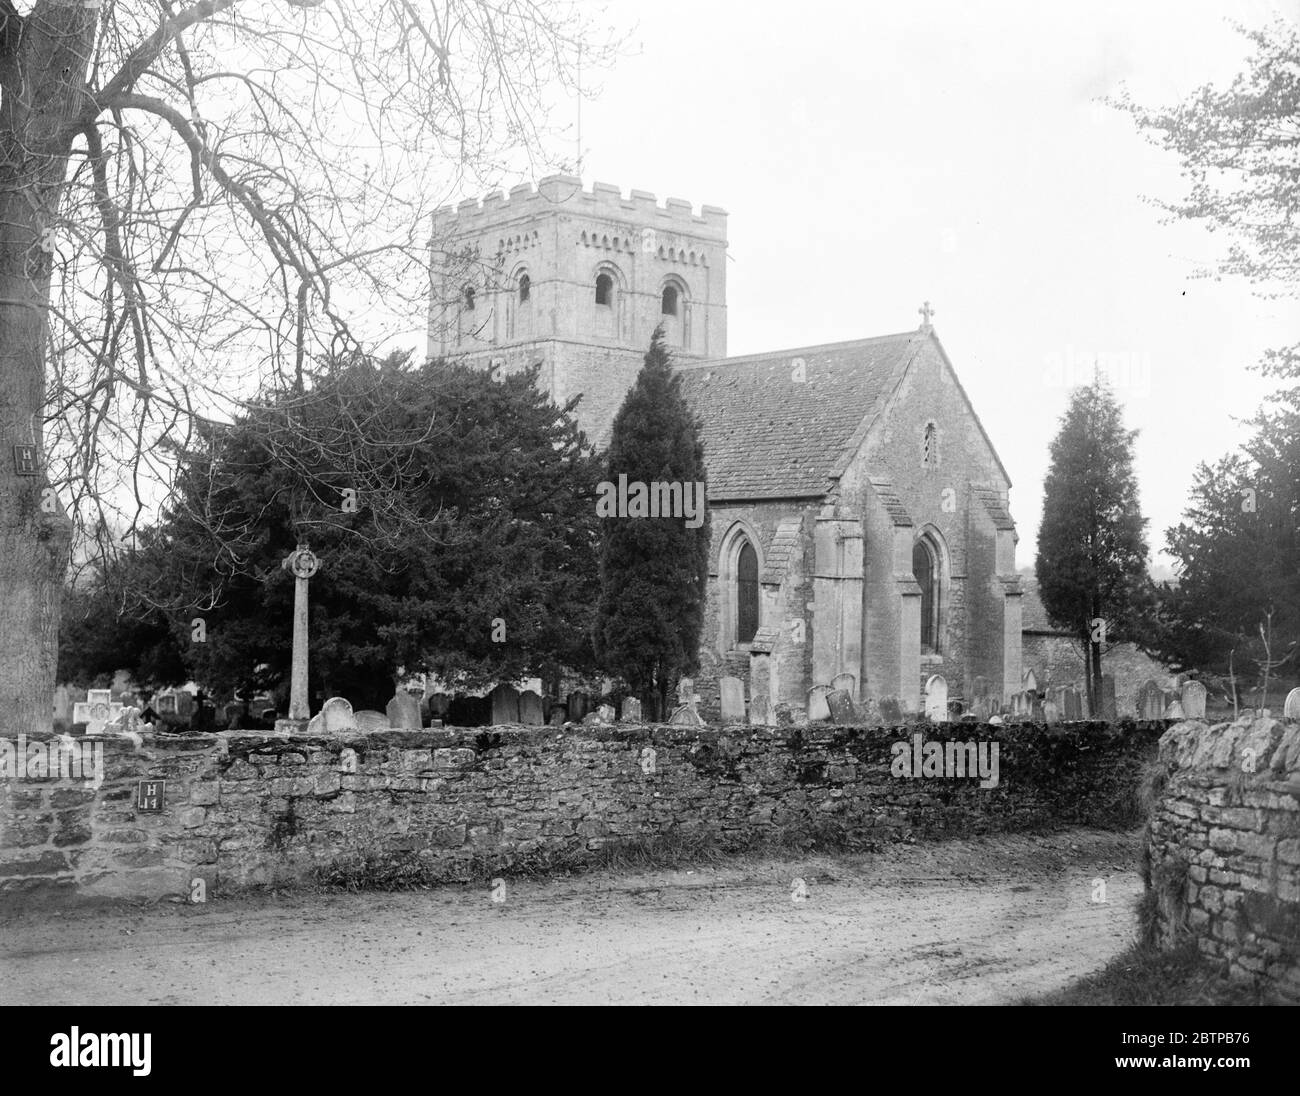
427;175;728;444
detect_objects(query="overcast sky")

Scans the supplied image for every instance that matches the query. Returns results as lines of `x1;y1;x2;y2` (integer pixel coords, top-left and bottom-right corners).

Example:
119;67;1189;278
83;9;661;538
451;0;1296;575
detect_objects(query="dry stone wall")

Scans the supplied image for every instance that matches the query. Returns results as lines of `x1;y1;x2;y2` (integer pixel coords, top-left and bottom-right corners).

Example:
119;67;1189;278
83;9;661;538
1146;717;1300;1001
1;722;1164;905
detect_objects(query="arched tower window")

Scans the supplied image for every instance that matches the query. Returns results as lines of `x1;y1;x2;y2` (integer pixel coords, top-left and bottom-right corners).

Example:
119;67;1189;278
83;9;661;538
737;541;759;644
464;285;476;311
661;285;678;316
912;536;941;654
595;273;613;306
518;273;530;303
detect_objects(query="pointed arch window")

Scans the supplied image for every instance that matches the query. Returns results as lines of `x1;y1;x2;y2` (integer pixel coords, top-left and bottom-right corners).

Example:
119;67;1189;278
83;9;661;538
518;273;530;303
912;537;940;653
737;541;759;644
923;422;937;467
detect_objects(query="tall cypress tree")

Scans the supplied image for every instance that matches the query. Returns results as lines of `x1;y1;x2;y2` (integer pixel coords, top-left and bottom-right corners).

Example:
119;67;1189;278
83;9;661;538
593;327;710;719
1036;377;1150;714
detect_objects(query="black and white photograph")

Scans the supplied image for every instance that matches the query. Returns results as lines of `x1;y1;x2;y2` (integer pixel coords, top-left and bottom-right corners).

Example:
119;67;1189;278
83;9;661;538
0;0;1296;1059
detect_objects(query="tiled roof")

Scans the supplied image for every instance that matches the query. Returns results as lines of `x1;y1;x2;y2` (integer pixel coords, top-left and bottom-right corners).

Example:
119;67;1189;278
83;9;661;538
675;333;922;500
868;477;914;527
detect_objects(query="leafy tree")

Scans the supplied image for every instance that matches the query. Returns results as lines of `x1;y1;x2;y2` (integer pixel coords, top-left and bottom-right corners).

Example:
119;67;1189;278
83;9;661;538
1036;378;1150;714
1116;18;1300;689
96;353;602;709
593;327;710;720
0;0;616;737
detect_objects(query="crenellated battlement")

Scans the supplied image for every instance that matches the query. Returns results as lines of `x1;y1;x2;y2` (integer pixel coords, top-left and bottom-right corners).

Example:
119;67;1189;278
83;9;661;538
432;174;727;239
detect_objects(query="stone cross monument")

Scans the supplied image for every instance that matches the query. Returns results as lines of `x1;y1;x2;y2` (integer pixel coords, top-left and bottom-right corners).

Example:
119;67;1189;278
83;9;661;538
276;545;320;732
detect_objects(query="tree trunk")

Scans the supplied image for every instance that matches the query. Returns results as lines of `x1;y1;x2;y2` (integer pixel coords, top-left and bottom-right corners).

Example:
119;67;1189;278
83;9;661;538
0;4;99;737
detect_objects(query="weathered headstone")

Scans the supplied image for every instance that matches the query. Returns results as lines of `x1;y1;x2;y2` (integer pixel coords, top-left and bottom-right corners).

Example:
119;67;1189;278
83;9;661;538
831;673;857;701
1284;687;1300;722
669;678;703;726
567;691;590;721
826;689;855;723
307;696;358;735
749;693;775;726
1165;699;1186;720
1137;680;1165;721
1100;674;1118;721
924;675;948;723
1030;694;1044;722
596;702;616;724
1180;680;1207;720
386;690;422;729
1063;686;1082;722
879;696;904;725
719;676;746;724
971;676;989;702
354;710;389;732
1022;669;1038;695
806;685;832;722
489;684;521;725
547;706;567;727
518;691;544;726
620;697;643;723
1043;699;1062;725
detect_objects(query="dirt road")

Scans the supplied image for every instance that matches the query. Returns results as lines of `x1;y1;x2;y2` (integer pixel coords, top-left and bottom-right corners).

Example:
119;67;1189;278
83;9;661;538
0;829;1141;1005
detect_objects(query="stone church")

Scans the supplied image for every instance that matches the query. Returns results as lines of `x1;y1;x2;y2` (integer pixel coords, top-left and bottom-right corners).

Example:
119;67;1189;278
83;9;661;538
427;176;1022;719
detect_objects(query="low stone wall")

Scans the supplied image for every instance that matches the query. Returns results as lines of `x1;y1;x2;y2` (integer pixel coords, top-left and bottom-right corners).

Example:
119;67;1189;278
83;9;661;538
1;721;1164;905
1146;717;1300;1001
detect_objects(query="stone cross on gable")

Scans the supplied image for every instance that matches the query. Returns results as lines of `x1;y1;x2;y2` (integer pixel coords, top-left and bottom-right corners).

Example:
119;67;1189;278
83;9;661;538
279;545;320;728
917;300;936;332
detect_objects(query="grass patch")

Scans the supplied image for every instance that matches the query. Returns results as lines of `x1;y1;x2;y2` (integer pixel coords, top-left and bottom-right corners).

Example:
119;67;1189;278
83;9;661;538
1024;940;1280;1005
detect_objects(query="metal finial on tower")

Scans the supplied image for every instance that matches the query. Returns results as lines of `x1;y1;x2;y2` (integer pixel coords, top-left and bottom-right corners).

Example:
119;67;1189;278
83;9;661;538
917;300;936;332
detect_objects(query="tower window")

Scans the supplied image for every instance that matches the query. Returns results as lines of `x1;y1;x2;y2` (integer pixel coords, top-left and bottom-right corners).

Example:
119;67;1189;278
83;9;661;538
595;273;613;306
737;541;759;645
518;274;530;303
922;422;937;466
464;285;476;311
912;538;940;654
661;285;678;316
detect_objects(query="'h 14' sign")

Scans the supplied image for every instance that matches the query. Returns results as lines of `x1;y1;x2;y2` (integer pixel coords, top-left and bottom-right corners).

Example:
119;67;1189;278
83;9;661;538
136;780;166;812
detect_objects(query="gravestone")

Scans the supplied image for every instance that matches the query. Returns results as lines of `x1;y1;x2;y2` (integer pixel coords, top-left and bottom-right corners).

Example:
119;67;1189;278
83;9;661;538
826;689;855;724
386;690;422;729
596;703;617;724
307;696;358;735
427;693;452;719
620;697;643;723
547;706;567;727
749;694;775;726
1284;687;1300;722
1137;680;1165;721
971;676;989;703
1100;674;1118;721
669;678;703;726
924;675;948;723
973;695;993;723
567;691;590;721
490;684;521;725
1030;694;1044;722
831;673;857;701
719;676;746;724
1043;699;1062;725
222;701;245;728
1063;686;1082;722
879;696;904;726
354;710;389;732
806;685;832;722
1022;670;1038;695
518;691;544;726
1165;699;1186;720
1180;680;1207;720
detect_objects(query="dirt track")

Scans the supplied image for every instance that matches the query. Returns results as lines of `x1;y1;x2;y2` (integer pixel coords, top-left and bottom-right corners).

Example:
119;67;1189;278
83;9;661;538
0;829;1141;1005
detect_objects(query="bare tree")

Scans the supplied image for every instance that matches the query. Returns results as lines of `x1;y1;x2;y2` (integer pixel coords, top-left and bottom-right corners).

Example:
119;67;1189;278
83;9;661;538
0;0;617;735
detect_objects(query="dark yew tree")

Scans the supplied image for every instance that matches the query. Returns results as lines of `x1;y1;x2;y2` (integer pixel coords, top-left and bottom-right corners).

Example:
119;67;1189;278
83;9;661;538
593;327;710;720
1036;378;1151;714
85;354;602;709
